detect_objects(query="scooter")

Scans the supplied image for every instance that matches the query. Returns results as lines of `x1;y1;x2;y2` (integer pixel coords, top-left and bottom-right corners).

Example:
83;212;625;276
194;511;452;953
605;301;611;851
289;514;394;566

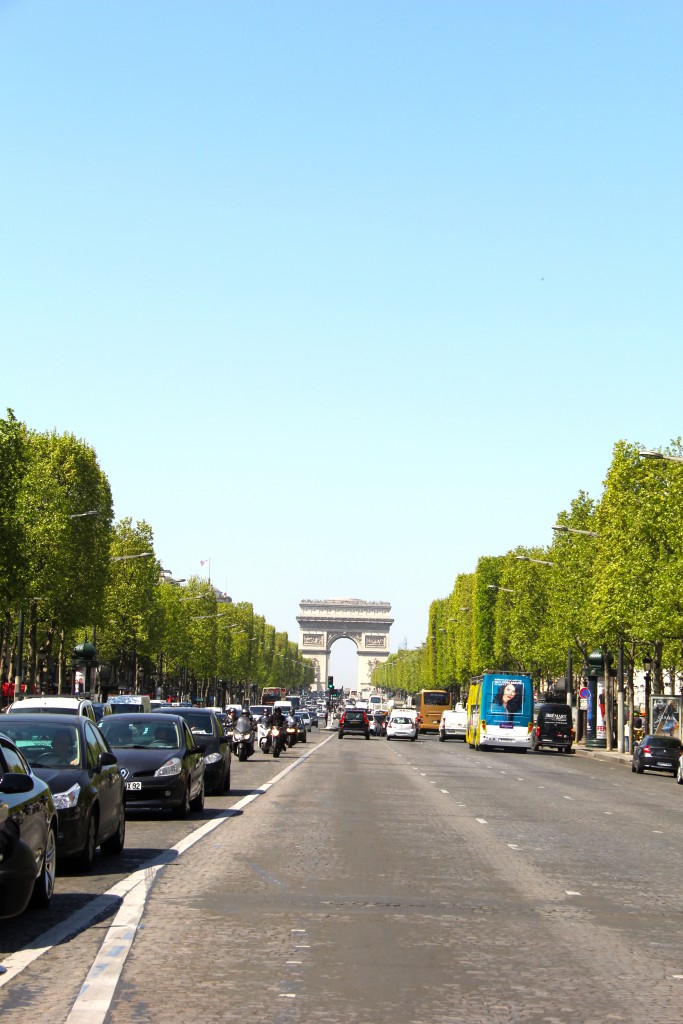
258;719;272;754
232;716;255;762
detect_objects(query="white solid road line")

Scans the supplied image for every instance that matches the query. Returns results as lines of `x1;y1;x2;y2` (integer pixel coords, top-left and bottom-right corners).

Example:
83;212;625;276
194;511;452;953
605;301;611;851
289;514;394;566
64;735;334;1024
0;734;334;1013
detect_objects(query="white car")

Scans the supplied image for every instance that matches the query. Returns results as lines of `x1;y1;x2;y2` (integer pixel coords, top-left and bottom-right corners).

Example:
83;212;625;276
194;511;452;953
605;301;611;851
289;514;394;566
386;713;418;741
438;705;467;742
298;709;312;731
6;696;97;723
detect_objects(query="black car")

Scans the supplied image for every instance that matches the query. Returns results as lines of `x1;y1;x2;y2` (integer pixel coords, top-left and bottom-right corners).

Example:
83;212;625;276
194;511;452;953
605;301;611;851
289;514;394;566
338;708;370;739
632;734;681;776
0;732;58;918
99;713;205;817
157;707;231;794
1;714;125;870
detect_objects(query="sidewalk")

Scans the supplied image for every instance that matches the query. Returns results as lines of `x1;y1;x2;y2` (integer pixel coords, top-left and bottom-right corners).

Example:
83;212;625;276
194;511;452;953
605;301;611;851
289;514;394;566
572;741;632;766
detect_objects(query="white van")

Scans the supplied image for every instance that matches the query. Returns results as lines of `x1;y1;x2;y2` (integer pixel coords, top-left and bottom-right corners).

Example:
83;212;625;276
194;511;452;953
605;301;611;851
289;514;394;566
439;703;467;742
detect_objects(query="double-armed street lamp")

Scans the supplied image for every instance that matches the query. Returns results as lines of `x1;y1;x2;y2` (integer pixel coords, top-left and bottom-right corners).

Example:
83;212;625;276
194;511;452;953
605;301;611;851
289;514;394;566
486;584;516;594
110;551;153;563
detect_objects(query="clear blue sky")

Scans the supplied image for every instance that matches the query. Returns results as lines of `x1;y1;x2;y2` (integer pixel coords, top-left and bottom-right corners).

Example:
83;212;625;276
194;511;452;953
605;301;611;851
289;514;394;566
2;1;682;686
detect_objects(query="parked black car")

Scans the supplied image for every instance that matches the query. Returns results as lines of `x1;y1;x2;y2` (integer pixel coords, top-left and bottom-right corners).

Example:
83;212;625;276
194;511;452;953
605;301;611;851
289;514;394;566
0;731;58;918
1;714;125;870
632;734;681;776
157;707;231;793
99;713;205;817
338;708;370;739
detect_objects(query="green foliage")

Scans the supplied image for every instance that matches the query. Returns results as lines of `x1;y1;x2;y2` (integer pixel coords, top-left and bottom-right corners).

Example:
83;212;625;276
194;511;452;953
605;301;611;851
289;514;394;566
18;429;113;631
471;556;504;672
0;409;29;611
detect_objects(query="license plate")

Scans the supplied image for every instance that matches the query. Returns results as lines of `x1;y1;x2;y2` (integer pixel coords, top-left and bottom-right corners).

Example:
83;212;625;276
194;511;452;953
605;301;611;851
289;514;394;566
125;781;142;791
656;762;671;767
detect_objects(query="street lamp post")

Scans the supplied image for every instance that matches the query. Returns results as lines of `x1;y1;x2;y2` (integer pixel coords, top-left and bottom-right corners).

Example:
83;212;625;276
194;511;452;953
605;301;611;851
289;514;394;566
552;525;598;538
638;450;683;465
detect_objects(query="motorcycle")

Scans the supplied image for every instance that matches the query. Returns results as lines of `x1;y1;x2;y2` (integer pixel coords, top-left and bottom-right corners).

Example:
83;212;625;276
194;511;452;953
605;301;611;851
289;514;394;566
285;714;298;749
271;723;286;758
232;716;255;762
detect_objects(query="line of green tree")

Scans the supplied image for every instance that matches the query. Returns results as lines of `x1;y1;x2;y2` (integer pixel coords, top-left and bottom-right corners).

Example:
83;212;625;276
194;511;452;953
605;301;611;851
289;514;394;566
0;409;312;702
372;439;683;710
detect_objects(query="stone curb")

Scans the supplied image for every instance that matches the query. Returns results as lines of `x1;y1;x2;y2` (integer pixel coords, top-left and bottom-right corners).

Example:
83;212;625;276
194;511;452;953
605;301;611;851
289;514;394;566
572;745;632;766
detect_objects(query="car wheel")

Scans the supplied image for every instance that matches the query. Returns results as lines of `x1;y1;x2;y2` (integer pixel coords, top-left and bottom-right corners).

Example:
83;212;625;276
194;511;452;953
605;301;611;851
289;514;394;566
631;762;637;773
410;735;416;742
31;823;57;908
636;764;645;775
101;805;126;855
190;779;205;813
386;735;391;740
77;810;98;871
338;731;344;739
174;782;191;819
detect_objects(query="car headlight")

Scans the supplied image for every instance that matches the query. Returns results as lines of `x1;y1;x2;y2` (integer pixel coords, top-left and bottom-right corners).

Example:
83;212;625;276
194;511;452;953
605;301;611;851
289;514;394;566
53;783;81;810
203;752;222;764
154;757;182;777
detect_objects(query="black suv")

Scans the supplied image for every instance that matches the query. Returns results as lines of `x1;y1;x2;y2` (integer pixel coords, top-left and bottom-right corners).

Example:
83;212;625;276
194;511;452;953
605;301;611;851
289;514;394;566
338;708;370;740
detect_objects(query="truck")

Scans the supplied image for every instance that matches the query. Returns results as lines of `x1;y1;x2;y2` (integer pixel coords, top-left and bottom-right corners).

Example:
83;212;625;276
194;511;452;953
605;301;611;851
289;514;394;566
466;671;533;751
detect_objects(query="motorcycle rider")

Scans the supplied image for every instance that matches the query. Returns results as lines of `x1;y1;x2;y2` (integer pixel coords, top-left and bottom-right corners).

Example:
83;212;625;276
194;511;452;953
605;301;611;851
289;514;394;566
271;706;285;730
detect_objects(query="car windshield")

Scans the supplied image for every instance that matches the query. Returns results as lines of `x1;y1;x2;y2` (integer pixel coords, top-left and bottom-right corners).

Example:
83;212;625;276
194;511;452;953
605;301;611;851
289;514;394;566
101;719;181;749
2;722;81;767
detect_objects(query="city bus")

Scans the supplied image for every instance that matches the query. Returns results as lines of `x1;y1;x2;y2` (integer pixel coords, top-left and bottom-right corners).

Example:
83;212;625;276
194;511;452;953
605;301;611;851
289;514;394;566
261;687;286;706
410;690;451;732
466;671;533;751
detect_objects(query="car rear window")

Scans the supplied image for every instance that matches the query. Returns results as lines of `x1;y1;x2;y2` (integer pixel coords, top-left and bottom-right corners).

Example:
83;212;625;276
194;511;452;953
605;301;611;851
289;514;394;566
345;711;365;720
646;735;680;748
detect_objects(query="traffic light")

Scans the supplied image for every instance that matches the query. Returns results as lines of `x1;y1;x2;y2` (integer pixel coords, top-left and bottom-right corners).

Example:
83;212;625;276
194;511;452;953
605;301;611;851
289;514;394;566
327;676;334;691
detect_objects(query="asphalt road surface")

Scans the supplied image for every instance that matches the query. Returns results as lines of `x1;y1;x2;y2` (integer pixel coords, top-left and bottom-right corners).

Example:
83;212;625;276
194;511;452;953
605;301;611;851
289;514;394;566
2;729;682;1023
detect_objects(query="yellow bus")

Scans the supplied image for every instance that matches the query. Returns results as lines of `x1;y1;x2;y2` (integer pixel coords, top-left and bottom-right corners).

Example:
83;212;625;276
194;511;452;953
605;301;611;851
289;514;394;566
411;690;451;732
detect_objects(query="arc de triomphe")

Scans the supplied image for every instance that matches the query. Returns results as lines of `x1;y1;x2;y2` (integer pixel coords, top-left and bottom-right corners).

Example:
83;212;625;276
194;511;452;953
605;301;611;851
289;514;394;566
297;598;393;692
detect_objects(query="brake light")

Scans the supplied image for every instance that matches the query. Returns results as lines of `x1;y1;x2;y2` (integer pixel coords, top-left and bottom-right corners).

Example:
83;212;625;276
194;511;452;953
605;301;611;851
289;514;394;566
535;725;540;737
570;728;575;740
641;745;651;755
480;720;486;732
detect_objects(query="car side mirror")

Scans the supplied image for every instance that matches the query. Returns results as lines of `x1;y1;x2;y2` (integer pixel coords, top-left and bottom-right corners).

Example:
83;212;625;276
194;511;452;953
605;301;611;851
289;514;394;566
98;751;118;769
0;772;34;794
218;736;230;745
